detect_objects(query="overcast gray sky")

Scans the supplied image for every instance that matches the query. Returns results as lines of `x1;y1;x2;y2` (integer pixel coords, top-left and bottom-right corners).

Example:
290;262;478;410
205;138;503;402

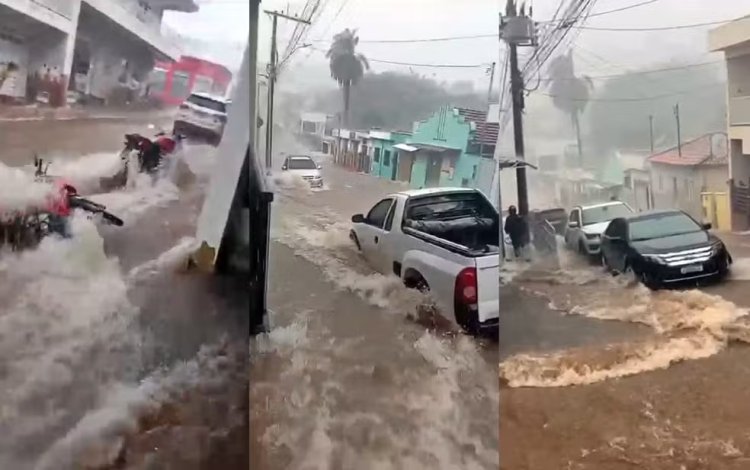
163;0;749;84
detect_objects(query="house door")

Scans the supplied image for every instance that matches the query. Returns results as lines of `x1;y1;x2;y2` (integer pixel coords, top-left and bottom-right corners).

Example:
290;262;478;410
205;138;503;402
391;153;398;180
398;153;414;182
425;153;442;187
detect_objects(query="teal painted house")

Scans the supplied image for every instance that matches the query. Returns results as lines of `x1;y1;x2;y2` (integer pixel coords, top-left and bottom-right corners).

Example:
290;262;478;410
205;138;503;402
396;106;498;190
369;130;412;180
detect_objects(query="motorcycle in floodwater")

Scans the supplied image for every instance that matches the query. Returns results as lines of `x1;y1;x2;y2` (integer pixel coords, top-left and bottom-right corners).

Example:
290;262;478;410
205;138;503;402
0;157;123;252
99;130;186;191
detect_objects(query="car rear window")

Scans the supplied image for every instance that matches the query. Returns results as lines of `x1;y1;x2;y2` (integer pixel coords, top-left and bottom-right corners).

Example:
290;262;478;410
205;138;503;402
404;192;497;222
187;94;226;113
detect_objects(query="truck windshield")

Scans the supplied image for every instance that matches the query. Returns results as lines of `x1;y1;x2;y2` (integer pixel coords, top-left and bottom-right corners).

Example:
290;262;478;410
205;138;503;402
405;192;497;222
581;203;632;226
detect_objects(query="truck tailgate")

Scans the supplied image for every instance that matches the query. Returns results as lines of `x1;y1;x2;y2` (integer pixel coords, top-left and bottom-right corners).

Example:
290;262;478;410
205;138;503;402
475;255;499;323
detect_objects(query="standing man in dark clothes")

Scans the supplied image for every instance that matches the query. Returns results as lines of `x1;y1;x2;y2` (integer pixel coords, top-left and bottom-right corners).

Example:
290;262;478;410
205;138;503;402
504;205;528;259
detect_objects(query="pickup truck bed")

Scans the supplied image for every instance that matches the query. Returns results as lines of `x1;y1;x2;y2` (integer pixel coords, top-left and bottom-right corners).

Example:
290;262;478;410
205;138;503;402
350;188;499;335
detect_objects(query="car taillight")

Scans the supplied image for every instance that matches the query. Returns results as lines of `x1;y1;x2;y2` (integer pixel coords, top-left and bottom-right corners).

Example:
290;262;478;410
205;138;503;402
455;267;478;305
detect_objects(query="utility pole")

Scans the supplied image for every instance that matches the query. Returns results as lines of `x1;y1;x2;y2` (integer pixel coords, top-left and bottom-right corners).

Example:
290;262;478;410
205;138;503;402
648;114;654;154
673;103;682;158
264;10;310;172
499;1;537;219
486;61;496;109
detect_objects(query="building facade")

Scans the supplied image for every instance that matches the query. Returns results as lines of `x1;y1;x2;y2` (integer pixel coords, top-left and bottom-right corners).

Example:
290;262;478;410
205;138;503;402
648;132;729;226
710;15;750;229
0;0;197;106
149;55;232;106
397;106;498;192
369;130;411;181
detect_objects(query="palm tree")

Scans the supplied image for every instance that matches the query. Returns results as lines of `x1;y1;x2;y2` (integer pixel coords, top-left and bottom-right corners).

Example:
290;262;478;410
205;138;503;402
547;52;593;167
326;29;369;126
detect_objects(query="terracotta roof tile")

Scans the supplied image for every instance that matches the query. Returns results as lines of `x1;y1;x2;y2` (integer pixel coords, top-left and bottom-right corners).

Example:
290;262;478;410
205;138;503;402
455;107;500;145
648;133;728;166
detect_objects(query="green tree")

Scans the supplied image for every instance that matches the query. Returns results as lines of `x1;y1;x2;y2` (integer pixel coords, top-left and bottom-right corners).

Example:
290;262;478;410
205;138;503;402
326;28;369;126
585;61;726;156
312;71;494;130
547;52;593;166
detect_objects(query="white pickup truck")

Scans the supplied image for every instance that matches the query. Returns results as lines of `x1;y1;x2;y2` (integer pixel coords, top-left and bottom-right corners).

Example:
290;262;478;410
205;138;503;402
349;188;499;335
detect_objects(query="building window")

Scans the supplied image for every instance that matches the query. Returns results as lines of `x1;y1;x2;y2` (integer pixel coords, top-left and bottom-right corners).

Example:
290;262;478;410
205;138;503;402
374;147;381;162
384;150;391;166
481;144;496;157
171;71;191;99
471;164;478;180
193;76;213;94
302;121;316;133
467;142;481;155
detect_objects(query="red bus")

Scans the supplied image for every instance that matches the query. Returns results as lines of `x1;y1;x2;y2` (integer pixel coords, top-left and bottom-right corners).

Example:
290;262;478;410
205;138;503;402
147;56;232;107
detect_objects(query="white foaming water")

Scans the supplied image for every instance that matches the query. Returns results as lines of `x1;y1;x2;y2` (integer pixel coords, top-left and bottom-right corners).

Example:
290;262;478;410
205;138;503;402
0;213;136;468
39;152;123;194
126;236;199;281
500;332;724;387
0;162;53;211
35;341;238;470
88;178;180;224
501;261;750;387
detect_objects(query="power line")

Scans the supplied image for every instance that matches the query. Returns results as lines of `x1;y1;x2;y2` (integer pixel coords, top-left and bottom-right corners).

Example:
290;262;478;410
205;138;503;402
576;19;731;31
536;58;722;82
363;57;487;69
541;82;723;102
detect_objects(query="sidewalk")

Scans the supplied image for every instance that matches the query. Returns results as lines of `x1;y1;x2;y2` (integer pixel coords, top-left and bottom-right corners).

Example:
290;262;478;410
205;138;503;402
0;105;176;122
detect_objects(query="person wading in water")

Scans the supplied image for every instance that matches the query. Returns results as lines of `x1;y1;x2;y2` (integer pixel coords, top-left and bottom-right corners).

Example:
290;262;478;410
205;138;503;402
504;205;528;259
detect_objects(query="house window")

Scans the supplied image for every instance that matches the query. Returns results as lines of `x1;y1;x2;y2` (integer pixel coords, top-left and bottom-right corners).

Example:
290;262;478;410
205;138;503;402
466;142;481;155
481;144;496;157
171;71;191;99
374;147;381;162
302;121;316;133
384;150;391;166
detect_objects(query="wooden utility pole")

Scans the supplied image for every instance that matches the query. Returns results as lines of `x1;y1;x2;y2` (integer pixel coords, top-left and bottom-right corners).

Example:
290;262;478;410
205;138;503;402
486;61;497;109
264;10;310;171
649;114;654;154
499;0;536;218
673;103;682;158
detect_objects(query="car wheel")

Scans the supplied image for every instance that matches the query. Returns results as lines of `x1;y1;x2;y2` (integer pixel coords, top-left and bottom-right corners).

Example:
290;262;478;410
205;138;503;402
601;252;613;274
638;269;660;290
578;240;587;256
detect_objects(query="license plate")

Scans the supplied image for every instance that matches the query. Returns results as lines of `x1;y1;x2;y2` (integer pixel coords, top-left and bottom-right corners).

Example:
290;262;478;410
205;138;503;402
681;264;704;274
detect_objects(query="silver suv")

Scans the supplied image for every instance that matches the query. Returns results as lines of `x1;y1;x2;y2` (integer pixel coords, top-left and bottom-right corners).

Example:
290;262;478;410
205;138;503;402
564;201;634;260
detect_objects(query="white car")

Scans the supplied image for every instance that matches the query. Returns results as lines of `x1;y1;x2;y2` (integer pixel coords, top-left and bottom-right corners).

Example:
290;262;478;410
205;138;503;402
350;187;499;335
173;92;229;145
281;155;323;188
564;201;634;260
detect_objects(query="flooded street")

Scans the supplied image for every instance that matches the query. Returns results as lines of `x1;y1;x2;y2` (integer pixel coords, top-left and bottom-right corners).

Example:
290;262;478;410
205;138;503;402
1;114;247;469
500;242;750;469
251;161;499;469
